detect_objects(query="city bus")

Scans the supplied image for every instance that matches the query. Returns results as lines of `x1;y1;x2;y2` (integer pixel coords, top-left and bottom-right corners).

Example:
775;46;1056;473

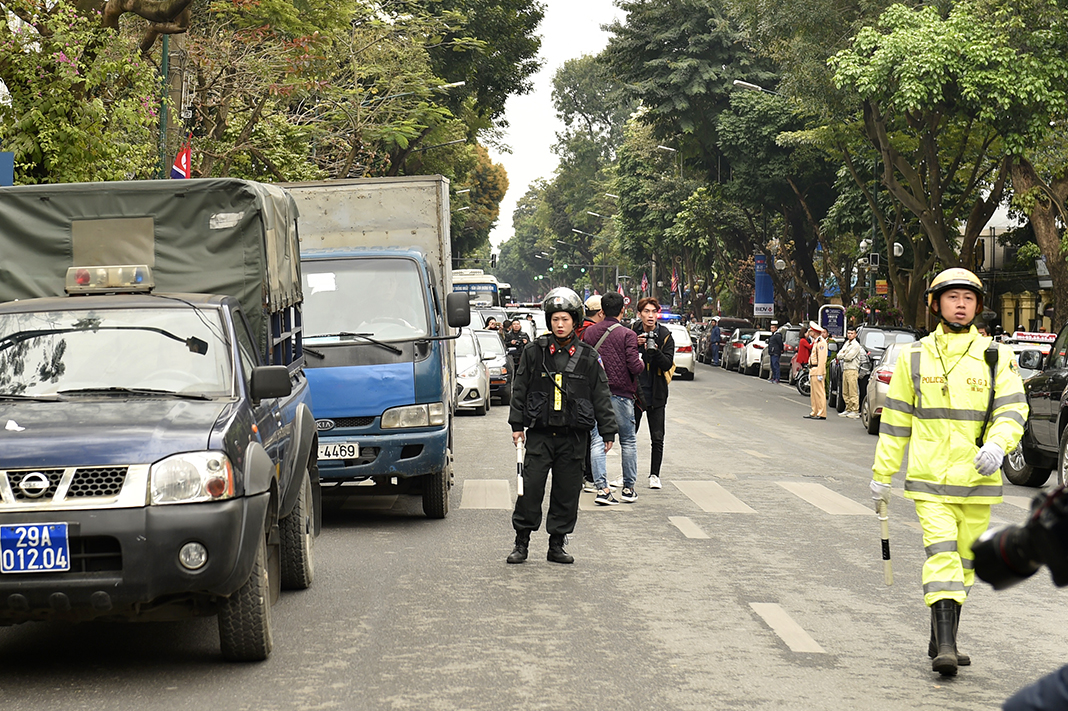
453;269;506;307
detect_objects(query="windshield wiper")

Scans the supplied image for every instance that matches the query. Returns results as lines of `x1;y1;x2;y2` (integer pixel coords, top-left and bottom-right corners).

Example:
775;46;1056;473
57;387;211;401
0;393;61;402
305;332;402;355
0;327;209;354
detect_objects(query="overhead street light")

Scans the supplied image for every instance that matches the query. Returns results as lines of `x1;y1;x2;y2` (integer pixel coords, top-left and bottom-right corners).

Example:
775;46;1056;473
732;79;783;96
605;193;620;199
656;145;676;153
587;211;609;218
571;229;596;238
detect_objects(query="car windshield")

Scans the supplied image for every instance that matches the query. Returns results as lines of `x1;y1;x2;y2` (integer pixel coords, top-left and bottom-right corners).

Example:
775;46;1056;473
456;332;477;358
862;330;914;350
302;258;428;342
880;344;905;368
0;307;232;397
476;332;505;356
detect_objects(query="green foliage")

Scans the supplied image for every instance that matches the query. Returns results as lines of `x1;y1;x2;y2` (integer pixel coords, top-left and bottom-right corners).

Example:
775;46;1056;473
0;4;158;183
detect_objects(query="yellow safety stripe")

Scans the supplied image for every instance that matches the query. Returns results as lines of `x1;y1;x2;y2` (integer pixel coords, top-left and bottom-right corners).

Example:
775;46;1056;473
993;392;1028;408
925;541;958;557
924;581;966;594
913;407;986;421
992;410;1026;427
879;423;911;438
883;396;914;415
905;480;1003;498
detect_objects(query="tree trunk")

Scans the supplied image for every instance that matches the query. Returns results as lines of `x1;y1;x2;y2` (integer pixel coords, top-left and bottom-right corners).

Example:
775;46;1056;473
1011;158;1068;331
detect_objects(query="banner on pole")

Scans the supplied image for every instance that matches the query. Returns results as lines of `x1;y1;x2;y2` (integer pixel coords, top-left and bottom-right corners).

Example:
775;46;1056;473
754;255;774;317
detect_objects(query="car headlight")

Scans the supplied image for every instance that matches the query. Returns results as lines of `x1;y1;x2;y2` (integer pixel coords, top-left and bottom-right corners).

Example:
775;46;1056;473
150;452;234;505
488;367;502;377
459;364;481;378
382;402;446;428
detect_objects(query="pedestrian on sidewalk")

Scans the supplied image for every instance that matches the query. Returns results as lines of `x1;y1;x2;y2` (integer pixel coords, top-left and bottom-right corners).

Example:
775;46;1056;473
870;268;1026;677
708;317;722;366
804;322;828;420
766;321;784;383
837;327;864;418
632;297;675;490
583;292;643;505
506;288;618;565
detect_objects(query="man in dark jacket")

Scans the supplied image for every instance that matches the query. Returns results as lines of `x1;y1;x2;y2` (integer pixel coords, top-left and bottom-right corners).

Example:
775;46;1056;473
632;297;675;489
582;291;643;505
507;288;618;565
708;317;722;366
766;321;784;384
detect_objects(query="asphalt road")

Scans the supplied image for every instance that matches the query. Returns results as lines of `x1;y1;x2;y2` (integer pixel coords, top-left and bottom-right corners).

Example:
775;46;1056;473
3;360;1067;710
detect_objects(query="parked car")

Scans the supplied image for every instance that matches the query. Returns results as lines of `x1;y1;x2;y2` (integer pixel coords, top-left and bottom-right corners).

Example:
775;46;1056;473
722;328;758;371
829;326;918;412
474;329;512;405
665;323;695;380
860;342;909;435
697;317;752;364
759;325;803;380
455;329;491;415
741;331;773;375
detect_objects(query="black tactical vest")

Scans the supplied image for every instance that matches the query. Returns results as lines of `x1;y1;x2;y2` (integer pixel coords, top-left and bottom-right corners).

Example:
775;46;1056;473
523;336;598;430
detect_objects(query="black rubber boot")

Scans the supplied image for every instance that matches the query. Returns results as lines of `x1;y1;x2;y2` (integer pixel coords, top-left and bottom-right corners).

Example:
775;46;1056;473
547;534;574;564
928;603;971;666
506;531;530;564
931;600;959;676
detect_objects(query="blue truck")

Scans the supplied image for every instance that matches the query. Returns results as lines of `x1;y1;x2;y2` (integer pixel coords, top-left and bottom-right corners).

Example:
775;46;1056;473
285;176;470;518
0;179;319;661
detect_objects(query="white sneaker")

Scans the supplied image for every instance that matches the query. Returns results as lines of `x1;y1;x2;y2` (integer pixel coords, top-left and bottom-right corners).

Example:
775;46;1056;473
837;411;850;417
848;412;860;419
649;475;662;489
582;480;598;493
609;477;624;488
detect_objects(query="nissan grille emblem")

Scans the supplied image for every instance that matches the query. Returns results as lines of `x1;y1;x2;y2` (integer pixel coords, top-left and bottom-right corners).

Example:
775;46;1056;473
18;472;50;498
316;419;336;432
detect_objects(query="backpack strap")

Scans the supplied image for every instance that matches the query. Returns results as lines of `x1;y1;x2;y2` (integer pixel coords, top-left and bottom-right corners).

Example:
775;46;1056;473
976;342;1000;447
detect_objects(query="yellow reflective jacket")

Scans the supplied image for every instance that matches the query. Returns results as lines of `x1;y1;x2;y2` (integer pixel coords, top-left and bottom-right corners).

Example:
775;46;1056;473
872;325;1027;504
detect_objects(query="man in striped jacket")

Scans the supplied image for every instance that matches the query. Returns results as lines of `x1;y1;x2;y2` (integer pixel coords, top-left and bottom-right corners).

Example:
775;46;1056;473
870;268;1027;678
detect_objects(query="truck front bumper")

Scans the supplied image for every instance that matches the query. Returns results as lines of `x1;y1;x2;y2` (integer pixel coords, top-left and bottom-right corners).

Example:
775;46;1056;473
317;427;448;481
0;494;268;624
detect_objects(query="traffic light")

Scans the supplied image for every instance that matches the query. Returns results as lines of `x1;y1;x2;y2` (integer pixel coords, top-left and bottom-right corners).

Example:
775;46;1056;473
490;253;497;268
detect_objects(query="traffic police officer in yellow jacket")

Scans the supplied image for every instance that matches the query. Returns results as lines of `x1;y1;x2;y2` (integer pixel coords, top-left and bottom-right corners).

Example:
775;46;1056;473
870;268;1027;677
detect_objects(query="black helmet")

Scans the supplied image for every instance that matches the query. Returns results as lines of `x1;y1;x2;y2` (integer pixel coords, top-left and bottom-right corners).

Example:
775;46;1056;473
542;287;584;331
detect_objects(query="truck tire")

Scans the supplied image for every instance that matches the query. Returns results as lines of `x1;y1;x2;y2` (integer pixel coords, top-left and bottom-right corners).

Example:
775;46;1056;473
218;525;274;662
1004;441;1051;487
422;466;450;519
279;466;315;590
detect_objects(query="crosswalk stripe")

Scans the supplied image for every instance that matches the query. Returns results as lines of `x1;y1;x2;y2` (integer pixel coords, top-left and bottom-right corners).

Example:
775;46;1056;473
743;449;770;460
749;603;826;653
673;481;757;513
459;480;512;509
777;482;871;515
669;516;710;539
1002;495;1033;510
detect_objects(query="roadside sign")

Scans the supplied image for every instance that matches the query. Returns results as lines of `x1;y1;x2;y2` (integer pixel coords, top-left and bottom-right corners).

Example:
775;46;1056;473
623;296;631;306
819;304;847;338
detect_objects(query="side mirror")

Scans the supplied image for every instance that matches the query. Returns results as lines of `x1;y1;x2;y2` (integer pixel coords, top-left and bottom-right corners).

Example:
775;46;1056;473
1019;349;1044;371
482;353;495;361
250;365;292;402
446;291;471;328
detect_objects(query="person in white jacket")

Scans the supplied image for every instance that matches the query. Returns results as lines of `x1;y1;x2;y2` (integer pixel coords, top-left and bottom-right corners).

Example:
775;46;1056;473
837;328;865;419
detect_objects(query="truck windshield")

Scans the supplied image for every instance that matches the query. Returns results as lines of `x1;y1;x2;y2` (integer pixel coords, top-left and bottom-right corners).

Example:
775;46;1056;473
0;308;233;398
303;259;429;342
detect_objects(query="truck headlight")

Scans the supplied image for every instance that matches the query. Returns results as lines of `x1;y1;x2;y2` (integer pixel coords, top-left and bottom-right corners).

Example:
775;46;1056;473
381;402;446;428
150;452;234;505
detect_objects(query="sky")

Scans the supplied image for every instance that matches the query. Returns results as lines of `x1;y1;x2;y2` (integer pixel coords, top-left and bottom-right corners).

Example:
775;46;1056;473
487;0;625;251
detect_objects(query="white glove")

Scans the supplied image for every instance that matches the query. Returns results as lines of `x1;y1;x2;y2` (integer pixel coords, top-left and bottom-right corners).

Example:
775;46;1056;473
870;480;891;512
816;375;823;382
974;442;1005;477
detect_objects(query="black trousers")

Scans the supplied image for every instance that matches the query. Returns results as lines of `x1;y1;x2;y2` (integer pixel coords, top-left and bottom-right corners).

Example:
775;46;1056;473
512;428;586;536
635;405;666;477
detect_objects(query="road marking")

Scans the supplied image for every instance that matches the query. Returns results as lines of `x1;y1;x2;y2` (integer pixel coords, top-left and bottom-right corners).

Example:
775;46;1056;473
905;521;923;531
701;430;724;440
780;396;806;406
460;480;512;509
777;482;871;515
669;516;710;538
340;495;398;510
743;448;770;460
1003;495;1032;510
749;603;826;654
671;417;690;426
673;481;757;513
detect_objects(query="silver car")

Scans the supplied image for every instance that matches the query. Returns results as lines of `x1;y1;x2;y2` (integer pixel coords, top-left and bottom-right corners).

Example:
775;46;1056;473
665;323;695;380
860;342;908;435
455;329;491;415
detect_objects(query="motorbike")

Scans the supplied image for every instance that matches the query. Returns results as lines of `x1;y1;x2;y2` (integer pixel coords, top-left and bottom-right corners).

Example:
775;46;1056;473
795;363;811;397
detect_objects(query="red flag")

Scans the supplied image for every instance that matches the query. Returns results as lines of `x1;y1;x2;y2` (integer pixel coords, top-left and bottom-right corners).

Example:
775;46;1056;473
670;267;679;294
617;283;624;295
641;273;649;293
170;136;191;179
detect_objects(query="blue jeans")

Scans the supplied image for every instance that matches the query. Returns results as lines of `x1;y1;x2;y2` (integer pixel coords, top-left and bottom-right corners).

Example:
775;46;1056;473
770;354;781;383
591;395;638;490
710;343;721;365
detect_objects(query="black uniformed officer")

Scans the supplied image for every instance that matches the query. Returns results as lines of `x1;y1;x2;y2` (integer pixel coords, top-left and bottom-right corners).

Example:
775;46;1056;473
507;288;618;564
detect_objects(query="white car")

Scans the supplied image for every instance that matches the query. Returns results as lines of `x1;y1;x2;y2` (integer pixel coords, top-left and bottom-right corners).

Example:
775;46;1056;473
740;330;772;376
664;323;695;380
455;329;491;415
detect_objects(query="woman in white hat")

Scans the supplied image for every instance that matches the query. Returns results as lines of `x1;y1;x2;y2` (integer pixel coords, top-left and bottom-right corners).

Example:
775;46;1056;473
804;321;829;420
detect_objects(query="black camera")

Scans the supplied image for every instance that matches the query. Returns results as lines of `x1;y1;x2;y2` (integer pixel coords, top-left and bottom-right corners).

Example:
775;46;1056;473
973;486;1068;590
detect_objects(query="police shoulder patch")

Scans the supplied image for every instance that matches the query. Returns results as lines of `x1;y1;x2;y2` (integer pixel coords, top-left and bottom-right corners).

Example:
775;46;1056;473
1009;359;1019;375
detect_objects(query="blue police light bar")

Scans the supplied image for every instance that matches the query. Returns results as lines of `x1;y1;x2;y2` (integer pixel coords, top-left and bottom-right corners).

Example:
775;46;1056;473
65;265;155;294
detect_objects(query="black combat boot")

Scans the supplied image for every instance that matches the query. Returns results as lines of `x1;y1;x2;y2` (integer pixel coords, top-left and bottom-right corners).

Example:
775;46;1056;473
931;600;959;676
507;530;530;564
547;534;574;564
928;603;971;666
